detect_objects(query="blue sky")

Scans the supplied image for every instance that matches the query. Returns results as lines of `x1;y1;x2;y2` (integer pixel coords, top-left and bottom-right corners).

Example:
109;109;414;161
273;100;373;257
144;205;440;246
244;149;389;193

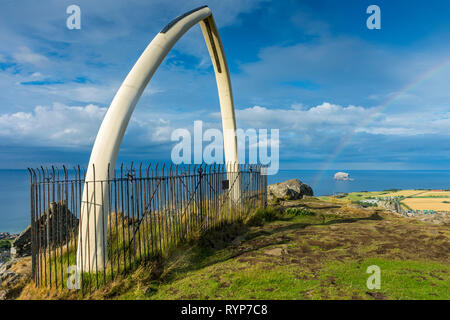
0;0;449;170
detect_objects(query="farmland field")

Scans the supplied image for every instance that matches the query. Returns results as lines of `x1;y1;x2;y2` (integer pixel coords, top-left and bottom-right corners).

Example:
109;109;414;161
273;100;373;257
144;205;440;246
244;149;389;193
320;190;428;202
319;190;450;212
415;191;450;198
402;198;450;211
380;190;427;197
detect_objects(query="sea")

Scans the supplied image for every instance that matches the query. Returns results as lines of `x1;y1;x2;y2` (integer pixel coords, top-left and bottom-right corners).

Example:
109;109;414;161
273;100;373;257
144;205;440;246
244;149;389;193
1;169;449;233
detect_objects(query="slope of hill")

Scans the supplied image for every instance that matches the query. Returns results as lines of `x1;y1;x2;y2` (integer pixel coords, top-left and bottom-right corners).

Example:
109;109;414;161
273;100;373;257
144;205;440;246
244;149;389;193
12;197;449;300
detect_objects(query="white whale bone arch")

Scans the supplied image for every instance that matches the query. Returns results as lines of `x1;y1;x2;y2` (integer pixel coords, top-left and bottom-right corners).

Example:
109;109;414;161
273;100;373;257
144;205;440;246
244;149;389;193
76;6;239;271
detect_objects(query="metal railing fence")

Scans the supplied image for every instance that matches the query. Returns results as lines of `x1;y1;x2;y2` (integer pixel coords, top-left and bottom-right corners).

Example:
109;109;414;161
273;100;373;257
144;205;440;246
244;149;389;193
27;163;267;292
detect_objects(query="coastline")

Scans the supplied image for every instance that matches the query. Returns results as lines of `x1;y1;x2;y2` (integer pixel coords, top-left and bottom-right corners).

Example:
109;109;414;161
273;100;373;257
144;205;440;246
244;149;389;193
2;169;450;232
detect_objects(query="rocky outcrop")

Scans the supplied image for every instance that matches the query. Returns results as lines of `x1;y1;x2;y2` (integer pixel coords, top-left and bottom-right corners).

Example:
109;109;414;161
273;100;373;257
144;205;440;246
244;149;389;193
418;212;449;225
334;172;353;181
0;257;31;300
10;228;31;259
0;260;19;285
11;201;78;259
268;179;313;202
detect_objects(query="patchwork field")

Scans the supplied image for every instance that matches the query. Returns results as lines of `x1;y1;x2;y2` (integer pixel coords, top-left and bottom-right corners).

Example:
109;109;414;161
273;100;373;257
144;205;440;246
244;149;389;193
402;198;450;211
322;189;450;212
321;190;427;202
381;190;427;197
417;191;450;198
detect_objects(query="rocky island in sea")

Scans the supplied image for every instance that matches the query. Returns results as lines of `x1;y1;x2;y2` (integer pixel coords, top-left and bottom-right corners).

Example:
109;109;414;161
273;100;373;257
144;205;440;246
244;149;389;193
334;172;353;181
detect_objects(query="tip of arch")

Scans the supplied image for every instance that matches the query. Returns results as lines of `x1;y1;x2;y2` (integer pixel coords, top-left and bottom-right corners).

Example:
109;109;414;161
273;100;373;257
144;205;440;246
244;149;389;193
160;5;210;34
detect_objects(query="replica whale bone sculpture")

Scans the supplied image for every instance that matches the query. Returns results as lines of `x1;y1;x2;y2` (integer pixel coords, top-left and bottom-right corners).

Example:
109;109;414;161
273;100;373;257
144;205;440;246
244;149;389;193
76;6;239;271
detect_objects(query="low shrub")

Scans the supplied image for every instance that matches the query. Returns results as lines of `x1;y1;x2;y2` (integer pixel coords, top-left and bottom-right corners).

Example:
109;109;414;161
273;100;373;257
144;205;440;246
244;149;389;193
284;207;315;216
246;207;282;226
354;201;377;208
0;239;11;250
271;198;282;205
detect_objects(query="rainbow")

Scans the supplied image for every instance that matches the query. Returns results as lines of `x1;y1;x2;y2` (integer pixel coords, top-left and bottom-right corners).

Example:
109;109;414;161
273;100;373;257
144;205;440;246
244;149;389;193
311;57;450;186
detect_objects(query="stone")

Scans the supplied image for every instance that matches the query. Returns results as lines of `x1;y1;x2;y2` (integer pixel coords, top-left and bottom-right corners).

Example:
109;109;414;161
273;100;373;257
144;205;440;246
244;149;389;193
0;257;31;300
0;259;14;274
10;227;31;259
231;235;245;246
265;247;283;256
11;201;78;259
267;179;313;202
0;271;20;286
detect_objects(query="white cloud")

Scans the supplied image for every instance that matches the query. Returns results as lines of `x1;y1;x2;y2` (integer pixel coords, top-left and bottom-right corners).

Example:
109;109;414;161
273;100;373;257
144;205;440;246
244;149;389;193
12;47;48;66
0;102;183;147
151;126;173;142
30;72;43;78
0;103;106;146
227;102;450;149
1;99;448;153
234;103;375;131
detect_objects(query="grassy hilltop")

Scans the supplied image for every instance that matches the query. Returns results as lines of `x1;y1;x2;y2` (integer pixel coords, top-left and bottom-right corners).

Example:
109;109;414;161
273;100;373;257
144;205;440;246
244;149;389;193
13;195;449;300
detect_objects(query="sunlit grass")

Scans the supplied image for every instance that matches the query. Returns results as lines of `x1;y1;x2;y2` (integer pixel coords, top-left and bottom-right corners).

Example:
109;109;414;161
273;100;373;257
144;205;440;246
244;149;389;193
35;197;263;291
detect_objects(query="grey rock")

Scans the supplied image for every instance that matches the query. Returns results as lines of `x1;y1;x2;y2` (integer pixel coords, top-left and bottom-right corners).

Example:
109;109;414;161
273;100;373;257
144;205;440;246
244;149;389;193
334;172;353;181
0;257;31;300
265;247;283;256
0;260;17;292
0;259;14;274
232;235;245;246
10;227;31;259
0;271;19;286
267;179;313;202
11;201;79;259
264;244;288;257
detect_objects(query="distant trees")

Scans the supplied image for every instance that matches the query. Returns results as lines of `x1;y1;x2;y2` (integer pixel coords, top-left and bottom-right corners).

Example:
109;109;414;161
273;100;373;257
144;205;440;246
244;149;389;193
0;239;11;250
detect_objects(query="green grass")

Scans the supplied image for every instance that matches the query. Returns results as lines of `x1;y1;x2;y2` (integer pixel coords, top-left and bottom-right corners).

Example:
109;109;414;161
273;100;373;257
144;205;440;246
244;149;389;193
113;207;449;300
33;202;262;291
411;196;450;198
122;255;450;300
325;190;450;203
284;207;315;216
353;201;378;208
21;198;450;300
320;258;450;300
131;262;321;300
